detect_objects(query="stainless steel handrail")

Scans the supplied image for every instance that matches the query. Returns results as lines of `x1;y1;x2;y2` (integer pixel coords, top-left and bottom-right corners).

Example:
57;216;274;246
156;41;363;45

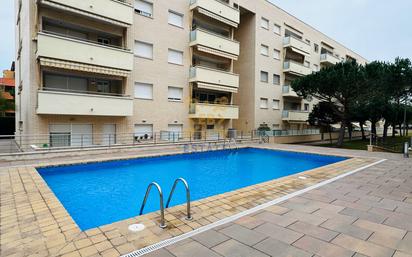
166;178;192;220
139;182;167;228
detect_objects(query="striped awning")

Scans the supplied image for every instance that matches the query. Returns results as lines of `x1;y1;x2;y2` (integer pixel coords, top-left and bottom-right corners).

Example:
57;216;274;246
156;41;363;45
39;0;131;27
198;8;238;28
196;46;238;61
39;58;130;77
197;82;238;93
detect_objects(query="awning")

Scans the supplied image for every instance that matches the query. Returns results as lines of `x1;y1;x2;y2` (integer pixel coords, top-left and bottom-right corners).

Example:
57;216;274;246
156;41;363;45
197;82;238;93
198;8;238;28
39;0;131;27
290;47;310;57
39;58;130;77
196;46;238;60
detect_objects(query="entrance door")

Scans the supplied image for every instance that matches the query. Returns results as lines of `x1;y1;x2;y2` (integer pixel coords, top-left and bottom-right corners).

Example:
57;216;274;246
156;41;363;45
168;124;183;142
71;124;93;147
103;124;116;145
134;124;153;141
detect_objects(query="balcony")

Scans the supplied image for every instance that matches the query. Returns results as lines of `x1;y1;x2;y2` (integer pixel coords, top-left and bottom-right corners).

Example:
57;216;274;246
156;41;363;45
189;0;240;27
282;110;309;123
190;66;239;93
320;53;340;66
190;29;240;60
37;90;133;116
38;0;133;26
37;32;133;73
283;36;311;56
283;61;312;76
282;85;301;98
189;103;239;119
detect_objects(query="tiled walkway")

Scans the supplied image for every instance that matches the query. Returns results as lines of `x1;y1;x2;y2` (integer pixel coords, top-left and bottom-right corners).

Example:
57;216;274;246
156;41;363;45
147;147;412;257
1;144;411;257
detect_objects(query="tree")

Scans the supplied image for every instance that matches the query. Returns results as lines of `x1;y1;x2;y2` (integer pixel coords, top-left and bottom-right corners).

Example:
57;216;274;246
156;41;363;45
292;61;365;147
308;102;341;144
0;93;14;116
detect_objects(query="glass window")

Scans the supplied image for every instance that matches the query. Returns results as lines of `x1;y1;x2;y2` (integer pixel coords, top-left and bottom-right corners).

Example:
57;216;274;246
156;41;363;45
273;49;280;60
260;44;269;56
168;87;183;101
272;100;280;109
260;98;268;109
274;24;281;35
168;49;183;65
304;103;310;111
134;41;153;59
168;11;183;27
134;0;153;17
134;82;153;99
273;74;280;85
314;44;319;53
260;71;268;83
261;17;269;30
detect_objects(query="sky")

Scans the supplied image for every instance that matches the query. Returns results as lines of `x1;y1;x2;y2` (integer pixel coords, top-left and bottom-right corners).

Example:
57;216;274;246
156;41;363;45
0;1;412;72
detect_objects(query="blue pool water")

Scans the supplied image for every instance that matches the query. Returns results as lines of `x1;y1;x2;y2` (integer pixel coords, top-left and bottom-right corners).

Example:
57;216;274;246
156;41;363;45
38;148;346;230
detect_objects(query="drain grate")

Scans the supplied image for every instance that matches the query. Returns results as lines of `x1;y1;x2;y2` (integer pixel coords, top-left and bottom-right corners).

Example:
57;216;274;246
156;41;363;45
122;158;386;257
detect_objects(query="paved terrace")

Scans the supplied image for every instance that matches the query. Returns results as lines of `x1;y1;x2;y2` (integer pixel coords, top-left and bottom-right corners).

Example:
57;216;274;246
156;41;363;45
0;144;411;257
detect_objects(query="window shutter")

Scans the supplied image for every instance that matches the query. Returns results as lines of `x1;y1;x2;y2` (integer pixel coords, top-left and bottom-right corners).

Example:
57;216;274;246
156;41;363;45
168;87;183;100
168;11;183;27
168;49;183;65
134;82;153;99
134;41;153;59
134;0;153;16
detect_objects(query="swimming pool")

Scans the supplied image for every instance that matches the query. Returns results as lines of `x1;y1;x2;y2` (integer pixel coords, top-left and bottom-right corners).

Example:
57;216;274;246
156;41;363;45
38;148;347;230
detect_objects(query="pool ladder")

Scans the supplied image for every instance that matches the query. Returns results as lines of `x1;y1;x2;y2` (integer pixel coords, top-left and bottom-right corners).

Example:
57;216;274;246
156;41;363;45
139;178;192;229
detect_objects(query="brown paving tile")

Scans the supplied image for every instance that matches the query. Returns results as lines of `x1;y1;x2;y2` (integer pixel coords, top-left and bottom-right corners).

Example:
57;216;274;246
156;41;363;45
293;235;354;257
332;234;395;257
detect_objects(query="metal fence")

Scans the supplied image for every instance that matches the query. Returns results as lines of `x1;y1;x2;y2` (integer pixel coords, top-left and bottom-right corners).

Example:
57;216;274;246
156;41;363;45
257;129;320;137
0;130;261;156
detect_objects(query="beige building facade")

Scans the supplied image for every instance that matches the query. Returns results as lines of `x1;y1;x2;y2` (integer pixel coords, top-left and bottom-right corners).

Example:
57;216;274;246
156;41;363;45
15;0;366;147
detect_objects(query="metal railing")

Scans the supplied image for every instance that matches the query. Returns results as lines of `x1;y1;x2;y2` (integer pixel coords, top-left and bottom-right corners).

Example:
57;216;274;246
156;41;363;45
0;130;260;156
257;129;320;137
139;182;167;228
166;178;192;220
41;88;129;98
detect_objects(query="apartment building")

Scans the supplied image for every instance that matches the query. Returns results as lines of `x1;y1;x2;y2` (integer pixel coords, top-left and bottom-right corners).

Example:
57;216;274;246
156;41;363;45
15;0;366;147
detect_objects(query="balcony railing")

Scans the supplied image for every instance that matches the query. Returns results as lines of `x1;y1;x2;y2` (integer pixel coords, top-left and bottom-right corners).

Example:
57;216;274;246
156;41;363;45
282;85;300;98
190;29;240;59
37;32;133;71
320;53;340;65
189;0;240;27
283;61;312;76
39;0;133;26
282;110;309;122
37;90;133;116
189;102;239;119
283;36;311;56
190;66;239;92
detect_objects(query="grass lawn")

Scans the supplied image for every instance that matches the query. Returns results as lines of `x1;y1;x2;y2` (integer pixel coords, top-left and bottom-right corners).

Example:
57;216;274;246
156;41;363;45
318;136;411;151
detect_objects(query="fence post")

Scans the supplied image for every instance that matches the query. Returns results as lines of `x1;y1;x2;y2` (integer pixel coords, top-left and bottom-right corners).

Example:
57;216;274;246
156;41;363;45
81;135;84;149
404;142;409;158
109;134;111;148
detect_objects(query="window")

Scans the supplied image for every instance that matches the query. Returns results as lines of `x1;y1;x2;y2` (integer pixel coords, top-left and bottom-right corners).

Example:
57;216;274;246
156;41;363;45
168;11;183;27
304;61;310;67
134;0;153;17
134;82;153;99
313;64;319;72
168;49;183;65
168;87;183;101
314;44;319;53
134;41;153;59
304;103;310;111
162;124;183;141
273;49;280;60
134;124;153;140
260;44;269;56
274;24;281;35
260;98;268;109
273;74;280;85
260;71;268;83
305;39;311;45
272;100;280;109
97;37;111;46
261;18;269;30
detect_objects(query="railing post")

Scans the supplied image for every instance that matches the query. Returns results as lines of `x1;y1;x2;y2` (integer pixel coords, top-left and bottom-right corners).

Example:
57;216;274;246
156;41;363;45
154;132;156;145
404;142;409;158
81;134;84;149
109;134;111;148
